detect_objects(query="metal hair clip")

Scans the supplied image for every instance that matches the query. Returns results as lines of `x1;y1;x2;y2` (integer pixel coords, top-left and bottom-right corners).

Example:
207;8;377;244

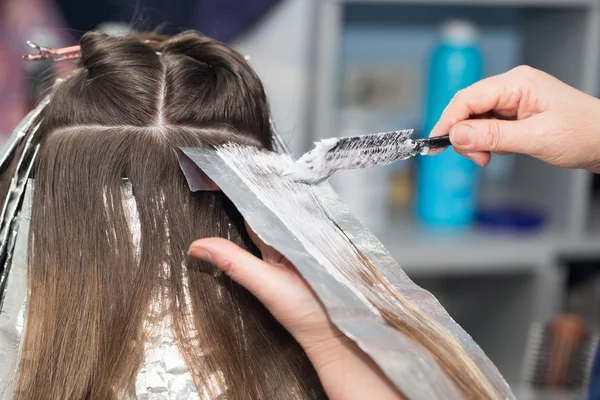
23;41;81;62
23;39;163;62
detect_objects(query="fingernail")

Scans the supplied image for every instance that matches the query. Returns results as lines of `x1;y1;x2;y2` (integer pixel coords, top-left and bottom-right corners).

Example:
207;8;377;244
426;148;444;156
187;242;212;262
450;124;474;147
465;152;482;166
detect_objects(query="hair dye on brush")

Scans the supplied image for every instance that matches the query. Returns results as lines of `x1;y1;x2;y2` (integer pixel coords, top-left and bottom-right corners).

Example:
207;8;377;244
284;130;451;184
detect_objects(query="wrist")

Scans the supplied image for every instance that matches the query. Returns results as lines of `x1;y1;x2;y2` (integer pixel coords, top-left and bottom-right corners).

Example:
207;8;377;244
302;332;405;400
302;331;353;371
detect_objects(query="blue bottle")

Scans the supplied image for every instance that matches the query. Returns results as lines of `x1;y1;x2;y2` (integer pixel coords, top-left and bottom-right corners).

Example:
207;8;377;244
416;20;484;231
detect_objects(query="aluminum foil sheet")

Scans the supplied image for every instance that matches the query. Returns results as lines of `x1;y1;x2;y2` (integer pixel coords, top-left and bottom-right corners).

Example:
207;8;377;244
0;180;33;397
0;144;40;312
253;133;512;397
0;95;49;398
122;181;201;400
176;145;515;400
0;96;48;312
0;95;48;268
0;96;49;176
312;181;515;397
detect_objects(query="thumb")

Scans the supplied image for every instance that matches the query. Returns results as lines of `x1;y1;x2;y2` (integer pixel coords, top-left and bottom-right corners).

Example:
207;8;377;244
449;119;535;154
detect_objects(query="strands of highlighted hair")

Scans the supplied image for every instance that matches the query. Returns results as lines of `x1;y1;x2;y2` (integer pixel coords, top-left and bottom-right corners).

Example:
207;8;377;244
216;143;503;400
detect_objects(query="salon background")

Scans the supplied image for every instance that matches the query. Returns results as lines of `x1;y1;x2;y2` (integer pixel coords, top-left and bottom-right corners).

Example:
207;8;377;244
1;0;600;398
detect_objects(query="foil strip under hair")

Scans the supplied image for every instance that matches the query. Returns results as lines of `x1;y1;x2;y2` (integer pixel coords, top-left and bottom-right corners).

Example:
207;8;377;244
0;180;34;396
0;178;213;399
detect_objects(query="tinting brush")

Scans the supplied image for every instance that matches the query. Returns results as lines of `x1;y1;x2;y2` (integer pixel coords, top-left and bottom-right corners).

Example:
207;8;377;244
283;130;451;184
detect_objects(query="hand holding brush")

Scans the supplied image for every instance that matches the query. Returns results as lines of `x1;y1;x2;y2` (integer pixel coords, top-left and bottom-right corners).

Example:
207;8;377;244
285;66;600;184
429;65;600;171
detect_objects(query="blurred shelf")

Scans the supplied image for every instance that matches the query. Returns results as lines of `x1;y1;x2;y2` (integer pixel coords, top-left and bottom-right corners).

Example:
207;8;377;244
370;218;557;275
512;384;587;400
365;216;600;275
333;0;597;7
558;235;600;259
588;196;600;236
562;196;600;258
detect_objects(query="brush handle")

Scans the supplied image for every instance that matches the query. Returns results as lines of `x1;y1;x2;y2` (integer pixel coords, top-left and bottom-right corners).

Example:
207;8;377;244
416;134;451;150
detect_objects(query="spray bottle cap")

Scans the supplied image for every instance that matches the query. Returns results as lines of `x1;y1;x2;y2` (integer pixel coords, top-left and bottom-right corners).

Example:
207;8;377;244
441;20;478;46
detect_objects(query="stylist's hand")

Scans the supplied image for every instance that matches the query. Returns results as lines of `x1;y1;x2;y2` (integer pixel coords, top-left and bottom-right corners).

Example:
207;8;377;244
188;228;404;400
431;65;600;172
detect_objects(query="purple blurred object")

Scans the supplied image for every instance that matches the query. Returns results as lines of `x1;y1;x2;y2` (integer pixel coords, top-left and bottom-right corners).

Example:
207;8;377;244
476;207;545;233
55;0;282;43
192;0;282;42
0;0;71;137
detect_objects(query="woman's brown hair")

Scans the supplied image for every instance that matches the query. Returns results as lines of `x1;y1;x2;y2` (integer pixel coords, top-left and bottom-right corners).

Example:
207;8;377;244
4;30;503;400
10;31;325;399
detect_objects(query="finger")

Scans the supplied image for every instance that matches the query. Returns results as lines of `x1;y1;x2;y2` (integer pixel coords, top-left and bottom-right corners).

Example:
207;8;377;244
244;221;285;264
430;74;505;138
449;118;537;154
430;65;538;139
492;151;511;156
188;238;293;307
454;149;491;167
467;151;491;167
424;147;447;156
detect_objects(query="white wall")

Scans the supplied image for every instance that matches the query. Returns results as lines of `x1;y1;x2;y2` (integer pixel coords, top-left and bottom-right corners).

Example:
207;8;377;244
231;0;315;156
